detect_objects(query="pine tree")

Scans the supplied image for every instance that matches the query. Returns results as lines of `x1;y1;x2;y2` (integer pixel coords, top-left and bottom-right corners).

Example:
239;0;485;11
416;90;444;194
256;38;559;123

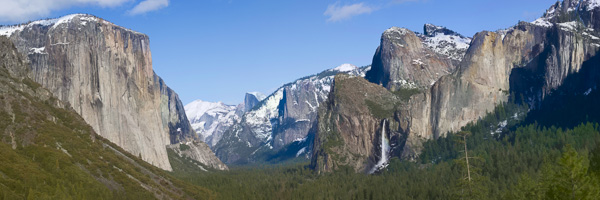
452;130;490;200
509;174;543;200
544;147;599;200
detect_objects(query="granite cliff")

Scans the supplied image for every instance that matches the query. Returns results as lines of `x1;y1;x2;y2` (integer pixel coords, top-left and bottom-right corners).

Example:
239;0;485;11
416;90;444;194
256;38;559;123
0;14;225;171
312;0;600;173
0;36;214;199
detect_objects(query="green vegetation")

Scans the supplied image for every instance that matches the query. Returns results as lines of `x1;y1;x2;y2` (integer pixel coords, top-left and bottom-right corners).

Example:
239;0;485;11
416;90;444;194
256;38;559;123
21;77;41;91
167;97;600;199
179;143;191;151
0;61;214;199
365;99;394;119
321;129;343;155
392;87;422;102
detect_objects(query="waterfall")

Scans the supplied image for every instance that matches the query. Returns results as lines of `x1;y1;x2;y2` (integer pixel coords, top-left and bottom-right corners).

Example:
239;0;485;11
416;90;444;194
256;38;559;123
370;120;390;174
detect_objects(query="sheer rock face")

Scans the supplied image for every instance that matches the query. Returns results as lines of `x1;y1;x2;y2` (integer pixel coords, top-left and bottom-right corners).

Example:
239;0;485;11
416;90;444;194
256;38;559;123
313;0;600;172
365;27;459;91
244;92;263;112
0;14;221;171
407;22;595;160
311;74;403;173
424;6;600;141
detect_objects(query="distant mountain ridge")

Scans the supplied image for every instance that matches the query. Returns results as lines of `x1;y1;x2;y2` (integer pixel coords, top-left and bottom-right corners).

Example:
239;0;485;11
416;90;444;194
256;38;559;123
184;93;263;147
184;64;369;164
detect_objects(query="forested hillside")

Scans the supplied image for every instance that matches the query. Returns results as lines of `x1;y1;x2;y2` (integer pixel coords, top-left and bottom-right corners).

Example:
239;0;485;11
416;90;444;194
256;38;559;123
169;94;600;199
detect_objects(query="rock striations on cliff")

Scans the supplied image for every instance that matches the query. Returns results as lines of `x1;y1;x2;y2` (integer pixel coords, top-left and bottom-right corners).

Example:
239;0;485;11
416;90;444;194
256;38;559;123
0;14;225;171
0;36;216;199
313;0;600;173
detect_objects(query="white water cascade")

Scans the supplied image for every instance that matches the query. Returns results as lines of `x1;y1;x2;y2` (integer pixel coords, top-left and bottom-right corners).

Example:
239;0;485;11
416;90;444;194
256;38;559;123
370;120;390;174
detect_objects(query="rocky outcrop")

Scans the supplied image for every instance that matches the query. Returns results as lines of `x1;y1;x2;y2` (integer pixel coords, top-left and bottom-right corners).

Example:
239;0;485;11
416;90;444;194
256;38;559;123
0;14;223;171
167;141;228;170
365;27;461;91
311;74;405;173
214;64;369;164
244;92;265;111
420;24;472;63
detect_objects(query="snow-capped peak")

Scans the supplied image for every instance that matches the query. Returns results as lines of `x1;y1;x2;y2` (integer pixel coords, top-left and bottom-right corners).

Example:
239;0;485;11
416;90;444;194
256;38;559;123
184;100;234;121
330;63;358;72
418;24;471;61
0;14;96;36
531;0;600;28
423;24;461;37
424;24;445;32
0;13;143;37
247;92;266;101
384;27;410;36
184;99;241;146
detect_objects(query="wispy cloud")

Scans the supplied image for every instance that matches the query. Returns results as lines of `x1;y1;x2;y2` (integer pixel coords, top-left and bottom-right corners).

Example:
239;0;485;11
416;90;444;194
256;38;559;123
324;2;377;22
0;0;170;24
0;0;132;23
128;0;170;15
324;0;425;22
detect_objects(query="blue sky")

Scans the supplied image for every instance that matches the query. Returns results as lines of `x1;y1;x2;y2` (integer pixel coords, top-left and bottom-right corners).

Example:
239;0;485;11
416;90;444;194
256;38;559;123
1;0;557;105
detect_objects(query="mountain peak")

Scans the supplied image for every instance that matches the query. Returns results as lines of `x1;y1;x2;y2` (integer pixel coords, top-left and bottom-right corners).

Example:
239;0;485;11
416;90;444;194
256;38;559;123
384;27;412;36
532;0;600;28
185;100;234;121
330;63;358;72
246;92;266;101
418;24;471;61
423;24;462;37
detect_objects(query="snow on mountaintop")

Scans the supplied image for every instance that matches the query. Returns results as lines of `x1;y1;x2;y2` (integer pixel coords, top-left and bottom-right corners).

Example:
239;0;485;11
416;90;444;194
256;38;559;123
531;0;600;28
421;32;471;61
184;99;240;146
418;24;471;61
218;64;370;151
424;24;445;33
247;92;266;101
0;14;90;36
383;24;471;61
384;27;410;36
330;63;358;72
185;100;235;122
0;13;142;37
244;89;284;140
531;18;553;27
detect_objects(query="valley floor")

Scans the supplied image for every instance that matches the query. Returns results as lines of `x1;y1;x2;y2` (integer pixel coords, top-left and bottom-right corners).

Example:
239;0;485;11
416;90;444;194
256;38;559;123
169;103;600;200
